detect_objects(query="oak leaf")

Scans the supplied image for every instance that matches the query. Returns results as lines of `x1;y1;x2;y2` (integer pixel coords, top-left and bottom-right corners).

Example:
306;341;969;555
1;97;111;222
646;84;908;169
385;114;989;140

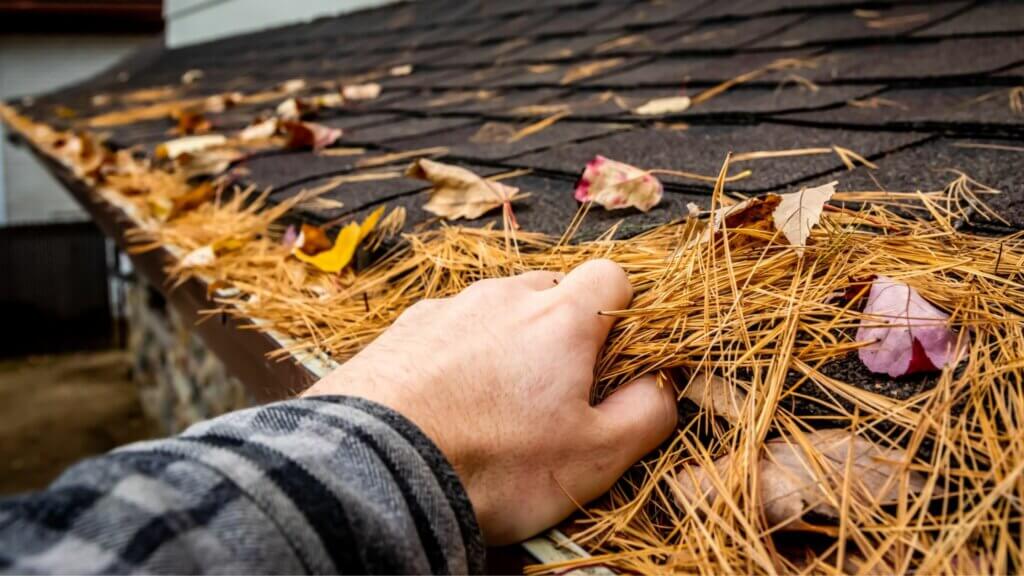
855;275;959;377
406;159;524;220
575;155;662;212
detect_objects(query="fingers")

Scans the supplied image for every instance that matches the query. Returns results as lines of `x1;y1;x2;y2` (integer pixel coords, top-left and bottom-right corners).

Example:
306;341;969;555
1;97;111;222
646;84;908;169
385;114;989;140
513;270;566;291
552;259;633;337
593;375;677;473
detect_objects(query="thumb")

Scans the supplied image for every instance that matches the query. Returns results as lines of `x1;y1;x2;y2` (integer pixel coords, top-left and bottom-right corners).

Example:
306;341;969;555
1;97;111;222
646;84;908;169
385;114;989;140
593;374;677;472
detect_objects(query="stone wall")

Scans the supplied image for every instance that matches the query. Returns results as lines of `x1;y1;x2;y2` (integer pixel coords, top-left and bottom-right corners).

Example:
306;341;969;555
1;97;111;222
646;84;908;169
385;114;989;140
127;280;251;434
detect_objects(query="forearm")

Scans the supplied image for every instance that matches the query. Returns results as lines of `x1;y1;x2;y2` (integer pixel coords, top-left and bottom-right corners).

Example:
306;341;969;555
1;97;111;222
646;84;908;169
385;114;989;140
0;396;484;575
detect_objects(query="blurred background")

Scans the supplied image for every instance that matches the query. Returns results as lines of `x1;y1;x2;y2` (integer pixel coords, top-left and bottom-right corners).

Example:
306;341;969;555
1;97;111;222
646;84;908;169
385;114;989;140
0;0;389;495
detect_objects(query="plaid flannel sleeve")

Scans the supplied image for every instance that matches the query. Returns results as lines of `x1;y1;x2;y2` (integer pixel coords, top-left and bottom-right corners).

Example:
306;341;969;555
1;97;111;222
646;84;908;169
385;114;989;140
0;396;485;574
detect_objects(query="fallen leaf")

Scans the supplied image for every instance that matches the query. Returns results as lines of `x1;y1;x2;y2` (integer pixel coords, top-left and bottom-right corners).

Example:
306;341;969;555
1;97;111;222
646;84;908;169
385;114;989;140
179;245;215;268
156;134;227;160
343;83;382;100
574;155;663;212
856;275;959;377
770;180;837;255
281;121;342;151
203;92;243;113
181;69;204;85
406;159;524;220
293;207;385;273
174;147;244;179
171;109;212;135
238;118;279;141
389;64;413;77
692;195;783;246
168;181;218;220
634;95;692;115
682;372;746;423
281;225;298;249
276;97;307;121
673;429;927;529
279;78;307;93
295;223;333;255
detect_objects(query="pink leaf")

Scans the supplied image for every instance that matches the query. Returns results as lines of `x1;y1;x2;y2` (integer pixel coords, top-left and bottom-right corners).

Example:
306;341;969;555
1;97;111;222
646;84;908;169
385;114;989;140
574;155;663;212
855;275;958;377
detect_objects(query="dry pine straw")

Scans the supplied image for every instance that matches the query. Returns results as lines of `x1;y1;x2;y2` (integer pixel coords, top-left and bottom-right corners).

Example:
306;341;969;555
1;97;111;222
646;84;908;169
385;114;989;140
6;104;1024;574
157;177;1024;575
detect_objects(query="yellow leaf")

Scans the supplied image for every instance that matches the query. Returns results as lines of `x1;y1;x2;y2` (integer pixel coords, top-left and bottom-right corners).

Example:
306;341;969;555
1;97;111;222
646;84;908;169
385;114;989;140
293;208;384;273
359;205;386;242
294;222;360;273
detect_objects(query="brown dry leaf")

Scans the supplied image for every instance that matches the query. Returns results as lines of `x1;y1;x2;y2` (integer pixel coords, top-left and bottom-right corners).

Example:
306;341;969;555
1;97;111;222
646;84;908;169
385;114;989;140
238;118;279;142
174;148;244;180
560;58;624;84
156;134;227;160
171;109;212;135
633;95;692;116
406;158;524;220
695;194;782;245
389;64;413;77
181;69;204;85
342;83;382;101
296;224;333;255
770;180;837;255
470;122;517;144
281;121;342;151
682;372;746;423
672;429;928;529
168;181;218;220
279;78;307;93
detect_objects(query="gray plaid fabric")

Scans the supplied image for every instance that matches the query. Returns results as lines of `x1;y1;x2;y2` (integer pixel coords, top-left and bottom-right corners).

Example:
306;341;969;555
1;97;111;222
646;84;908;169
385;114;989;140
0;396;485;574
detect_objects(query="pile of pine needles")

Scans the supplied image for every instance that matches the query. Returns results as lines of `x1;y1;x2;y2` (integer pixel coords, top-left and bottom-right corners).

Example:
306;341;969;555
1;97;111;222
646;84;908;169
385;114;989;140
150;169;1024;574
6;103;1024;574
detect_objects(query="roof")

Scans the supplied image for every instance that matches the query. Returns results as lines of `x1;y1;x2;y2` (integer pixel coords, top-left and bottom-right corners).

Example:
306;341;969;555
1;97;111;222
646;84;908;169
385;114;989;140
10;0;1024;240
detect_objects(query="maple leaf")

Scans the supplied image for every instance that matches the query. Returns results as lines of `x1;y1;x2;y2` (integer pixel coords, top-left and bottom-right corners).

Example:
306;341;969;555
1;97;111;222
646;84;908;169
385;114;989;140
575;155;663;212
771;181;837;255
855;275;960;377
633;95;692;115
292;207;385;273
406;159;524;220
672;429;927;530
281;121;343;151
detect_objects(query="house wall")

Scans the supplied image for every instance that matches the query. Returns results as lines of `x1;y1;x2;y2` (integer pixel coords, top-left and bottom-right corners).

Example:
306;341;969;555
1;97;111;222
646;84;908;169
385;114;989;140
164;0;395;48
0;35;154;224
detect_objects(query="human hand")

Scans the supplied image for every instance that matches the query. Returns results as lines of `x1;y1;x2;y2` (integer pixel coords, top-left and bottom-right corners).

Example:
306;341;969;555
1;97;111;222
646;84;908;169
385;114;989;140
303;259;677;545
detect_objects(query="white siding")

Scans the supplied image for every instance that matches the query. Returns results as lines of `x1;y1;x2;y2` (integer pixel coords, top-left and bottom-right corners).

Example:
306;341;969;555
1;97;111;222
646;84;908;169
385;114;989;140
0;35;154;224
165;0;395;48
